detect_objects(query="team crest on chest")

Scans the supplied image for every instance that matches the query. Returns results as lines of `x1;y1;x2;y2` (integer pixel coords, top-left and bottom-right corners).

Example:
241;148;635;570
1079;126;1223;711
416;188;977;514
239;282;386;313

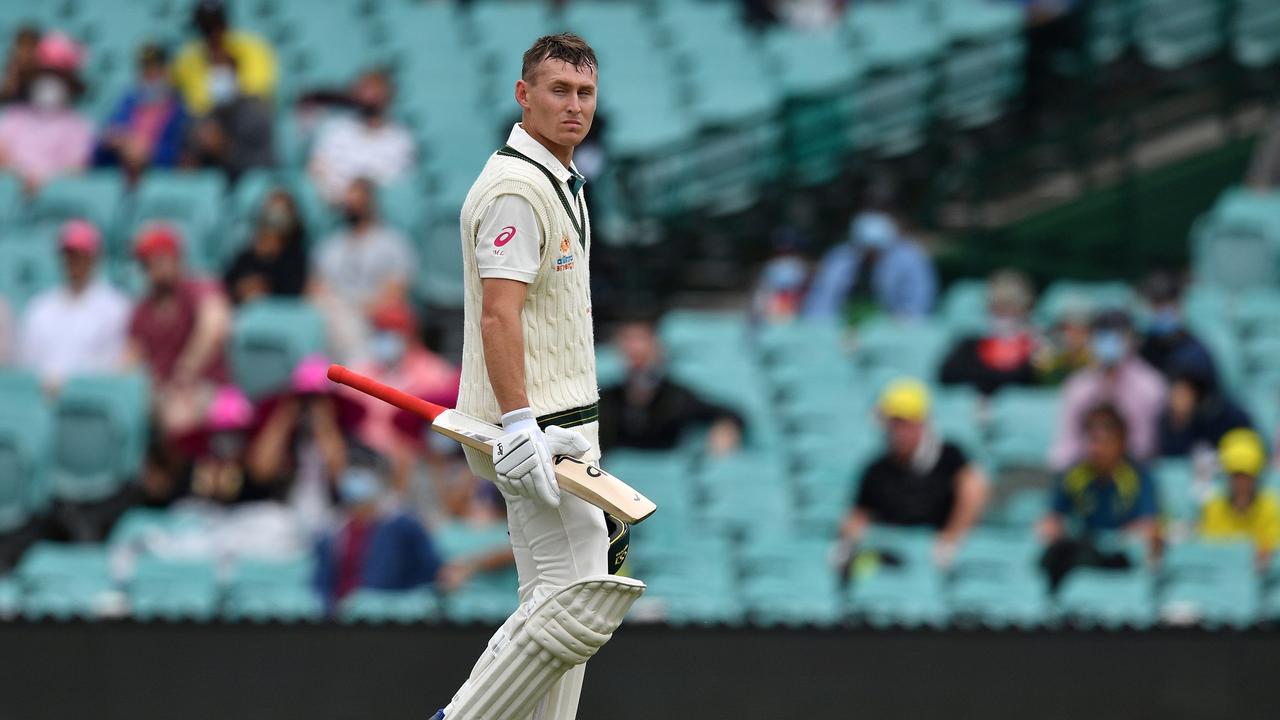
555;235;575;272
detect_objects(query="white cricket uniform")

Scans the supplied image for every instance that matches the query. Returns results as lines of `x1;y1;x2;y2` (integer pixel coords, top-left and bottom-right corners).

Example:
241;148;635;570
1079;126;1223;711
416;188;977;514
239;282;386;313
447;124;606;720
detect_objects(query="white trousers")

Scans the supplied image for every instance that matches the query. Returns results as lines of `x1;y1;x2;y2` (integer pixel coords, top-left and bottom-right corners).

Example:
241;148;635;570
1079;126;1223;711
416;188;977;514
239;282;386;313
449;421;608;720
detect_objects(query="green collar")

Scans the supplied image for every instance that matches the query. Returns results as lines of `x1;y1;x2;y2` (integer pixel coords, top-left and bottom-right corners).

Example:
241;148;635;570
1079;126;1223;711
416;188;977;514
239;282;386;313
496;144;587;243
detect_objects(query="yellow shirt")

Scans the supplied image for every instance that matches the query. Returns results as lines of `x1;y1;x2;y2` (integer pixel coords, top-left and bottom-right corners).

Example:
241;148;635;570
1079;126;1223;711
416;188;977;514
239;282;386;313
172;32;277;115
1200;490;1280;552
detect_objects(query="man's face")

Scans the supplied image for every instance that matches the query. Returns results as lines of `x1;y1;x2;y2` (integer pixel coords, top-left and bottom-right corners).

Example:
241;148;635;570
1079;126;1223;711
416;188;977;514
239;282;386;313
144;252;181;289
1084;420;1124;468
354;75;390;113
886;417;924;458
616;323;661;371
343;182;372;220
61;249;95;289
516;60;597;150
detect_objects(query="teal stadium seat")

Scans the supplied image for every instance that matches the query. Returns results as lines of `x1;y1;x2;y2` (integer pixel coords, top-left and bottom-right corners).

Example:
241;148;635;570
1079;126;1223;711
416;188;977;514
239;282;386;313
128;556;219;621
17;542;118;620
0;234;61;312
1191;190;1280;292
1133;0;1224;70
29;173;126;239
129;170;227;269
933;0;1025;129
988;387;1060;469
1056;568;1155;628
1084;0;1133;67
845;3;940;156
225;556;323;622
414;199;467;309
1233;0;1280;68
948;528;1047;627
853;317;949;382
50;373;149;503
0;375;52;532
0;172;21;225
339;588;440;624
940;278;990;339
1158;541;1257;627
1034;280;1134;326
229;299;327;398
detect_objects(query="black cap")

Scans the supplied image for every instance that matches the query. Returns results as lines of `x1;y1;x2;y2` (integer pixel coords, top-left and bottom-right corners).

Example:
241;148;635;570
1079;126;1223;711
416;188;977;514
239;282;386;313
193;0;228;34
1142;270;1181;305
138;43;168;66
1091;308;1132;332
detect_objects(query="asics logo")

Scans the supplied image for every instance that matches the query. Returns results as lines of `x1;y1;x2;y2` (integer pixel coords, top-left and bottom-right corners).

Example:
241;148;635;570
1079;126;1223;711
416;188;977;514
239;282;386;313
494;226;516;247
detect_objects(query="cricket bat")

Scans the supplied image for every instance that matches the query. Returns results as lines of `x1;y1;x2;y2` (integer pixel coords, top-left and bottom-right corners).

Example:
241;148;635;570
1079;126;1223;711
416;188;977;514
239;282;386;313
327;364;657;524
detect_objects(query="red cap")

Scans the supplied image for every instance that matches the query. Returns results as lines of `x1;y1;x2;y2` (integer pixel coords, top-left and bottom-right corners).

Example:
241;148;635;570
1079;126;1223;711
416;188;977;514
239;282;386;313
371;301;417;335
36;32;83;73
59;219;101;254
133;223;182;261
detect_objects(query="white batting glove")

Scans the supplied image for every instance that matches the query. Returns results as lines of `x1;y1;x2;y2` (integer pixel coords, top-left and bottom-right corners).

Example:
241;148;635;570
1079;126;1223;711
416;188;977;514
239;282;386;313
544;424;591;460
493;408;559;507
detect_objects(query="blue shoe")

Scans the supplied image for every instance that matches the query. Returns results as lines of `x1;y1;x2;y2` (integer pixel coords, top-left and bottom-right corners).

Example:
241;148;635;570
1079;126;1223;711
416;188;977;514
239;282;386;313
429;711;445;720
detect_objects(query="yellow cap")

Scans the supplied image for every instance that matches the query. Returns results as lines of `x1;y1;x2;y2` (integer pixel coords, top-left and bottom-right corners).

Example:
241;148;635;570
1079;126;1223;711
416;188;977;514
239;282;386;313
1219;428;1266;477
878;378;931;422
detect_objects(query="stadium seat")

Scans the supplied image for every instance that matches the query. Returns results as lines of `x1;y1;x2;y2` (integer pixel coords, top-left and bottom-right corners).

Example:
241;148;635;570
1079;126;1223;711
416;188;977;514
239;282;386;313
1151;459;1204;524
0;573;18;617
1034;280;1134;326
0;384;52;533
933;0;1025;129
1083;0;1134;67
853;317;949;381
50;373;149;503
844;3;940;156
29;173;126;239
414;207;467;309
940;278;990;339
441;584;517;624
0;172;20;226
1056;568;1155;628
0;235;61;312
948;571;1048;628
129;170;227;268
987;387;1061;470
128;556;219;621
1133;0;1224;70
229;299;327;398
224;586;324;623
434;520;512;561
1233;0;1280;68
17;542;119;620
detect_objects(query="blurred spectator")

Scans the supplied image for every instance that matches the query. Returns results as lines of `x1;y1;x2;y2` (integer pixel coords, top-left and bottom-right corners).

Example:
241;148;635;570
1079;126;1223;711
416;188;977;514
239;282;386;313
182;73;275;180
0;25;40;104
1049;310;1166;469
172;0;276;115
1157;345;1252;458
1200;429;1280;568
248;355;367;530
1137;271;1212;381
939;269;1039;395
803;209;937;322
0;32;93;194
308;68;416;204
313;463;443;610
17;221;131;392
597;318;743;454
0;295;13;365
1040;403;1160;591
125;223;231;435
94;44;189;181
310;178;414;360
223;191;309;304
839;379;990;568
345;302;460;467
175;384;283;503
751;226;810;323
1031;301;1092;385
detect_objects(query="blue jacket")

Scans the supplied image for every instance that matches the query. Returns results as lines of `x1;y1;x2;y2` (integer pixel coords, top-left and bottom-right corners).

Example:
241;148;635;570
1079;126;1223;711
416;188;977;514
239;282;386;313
313;511;443;607
94;87;188;167
804;239;937;320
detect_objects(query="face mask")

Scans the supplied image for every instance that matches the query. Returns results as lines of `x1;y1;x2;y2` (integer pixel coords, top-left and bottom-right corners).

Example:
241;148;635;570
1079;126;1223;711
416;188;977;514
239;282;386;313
343;208;367;226
1091;330;1127;366
357;100;384;121
209;431;245;460
1147;308;1181;337
339;467;381;505
139;79;170;104
989;316;1024;338
371;331;406;367
31;76;68;111
207;65;237;105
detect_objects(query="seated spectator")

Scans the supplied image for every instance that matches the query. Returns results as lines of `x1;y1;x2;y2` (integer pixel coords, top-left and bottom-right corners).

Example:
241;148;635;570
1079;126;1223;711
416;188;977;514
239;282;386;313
939;269;1039;395
17;220;131;392
1031;300;1092;385
313;462;443;610
0;32;93;194
345;302;460;469
1040;403;1160;590
839;379;990;568
94;44;188;182
597;317;743;454
223;191;309;304
1158;345;1252;458
308;68;416;204
310;178;415;360
804;208;937;322
1049;310;1167;469
0;25;40;104
174;384;282;504
181;59;275;180
125;223;232;435
172;0;276;116
750;226;811;324
1200;429;1280;568
1137;271;1213;380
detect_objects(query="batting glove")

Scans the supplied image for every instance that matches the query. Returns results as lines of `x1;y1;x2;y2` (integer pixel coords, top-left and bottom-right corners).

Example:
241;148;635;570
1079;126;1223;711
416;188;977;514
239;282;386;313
493;409;560;507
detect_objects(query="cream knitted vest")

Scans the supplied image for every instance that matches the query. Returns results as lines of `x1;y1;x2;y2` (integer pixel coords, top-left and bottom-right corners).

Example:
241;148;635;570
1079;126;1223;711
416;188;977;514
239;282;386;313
457;152;598;424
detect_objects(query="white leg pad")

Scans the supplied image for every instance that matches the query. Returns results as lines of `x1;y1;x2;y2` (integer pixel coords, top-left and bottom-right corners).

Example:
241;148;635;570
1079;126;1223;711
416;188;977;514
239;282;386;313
446;575;645;720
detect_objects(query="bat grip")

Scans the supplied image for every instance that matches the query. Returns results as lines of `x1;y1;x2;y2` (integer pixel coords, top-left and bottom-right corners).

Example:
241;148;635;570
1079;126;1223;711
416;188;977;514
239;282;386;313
326;364;447;423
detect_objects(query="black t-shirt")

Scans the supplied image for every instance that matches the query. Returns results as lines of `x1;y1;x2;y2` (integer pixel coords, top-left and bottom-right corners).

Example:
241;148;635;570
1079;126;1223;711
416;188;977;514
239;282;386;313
853;442;969;529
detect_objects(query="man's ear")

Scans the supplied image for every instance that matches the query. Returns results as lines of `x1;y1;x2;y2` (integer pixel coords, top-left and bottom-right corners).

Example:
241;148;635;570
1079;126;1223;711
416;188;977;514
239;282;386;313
515;79;530;111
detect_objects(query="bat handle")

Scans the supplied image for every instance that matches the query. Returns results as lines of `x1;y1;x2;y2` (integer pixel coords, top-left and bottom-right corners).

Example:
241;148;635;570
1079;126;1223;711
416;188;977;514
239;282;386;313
326;364;447;423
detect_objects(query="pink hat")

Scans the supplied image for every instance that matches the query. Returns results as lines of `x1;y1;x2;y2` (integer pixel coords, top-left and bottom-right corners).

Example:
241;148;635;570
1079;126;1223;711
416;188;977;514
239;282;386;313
36;32;83;73
290;354;332;394
206;385;253;431
59;219;101;254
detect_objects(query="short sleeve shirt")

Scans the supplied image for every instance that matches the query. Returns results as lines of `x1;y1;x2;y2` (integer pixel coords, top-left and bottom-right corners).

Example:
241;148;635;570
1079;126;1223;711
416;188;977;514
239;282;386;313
1051;460;1159;532
315;225;415;306
474;195;543;283
853;442;969;528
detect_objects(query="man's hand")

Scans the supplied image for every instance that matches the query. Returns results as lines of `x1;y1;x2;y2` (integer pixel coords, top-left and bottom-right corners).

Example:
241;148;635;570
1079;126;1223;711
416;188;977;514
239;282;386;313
492;411;591;507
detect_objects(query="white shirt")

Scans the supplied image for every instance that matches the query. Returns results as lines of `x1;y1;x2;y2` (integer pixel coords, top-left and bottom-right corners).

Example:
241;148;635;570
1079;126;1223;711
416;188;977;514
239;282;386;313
315;223;416;307
18;279;132;383
311;115;416;201
474;124;586;285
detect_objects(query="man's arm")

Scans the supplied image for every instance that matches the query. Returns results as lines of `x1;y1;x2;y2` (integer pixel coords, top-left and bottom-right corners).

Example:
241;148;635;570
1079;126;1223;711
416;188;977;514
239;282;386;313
173;288;231;384
940;464;990;544
481;278;531;414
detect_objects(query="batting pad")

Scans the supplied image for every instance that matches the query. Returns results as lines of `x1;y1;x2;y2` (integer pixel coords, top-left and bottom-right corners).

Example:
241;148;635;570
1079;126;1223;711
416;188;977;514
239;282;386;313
446;575;646;720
